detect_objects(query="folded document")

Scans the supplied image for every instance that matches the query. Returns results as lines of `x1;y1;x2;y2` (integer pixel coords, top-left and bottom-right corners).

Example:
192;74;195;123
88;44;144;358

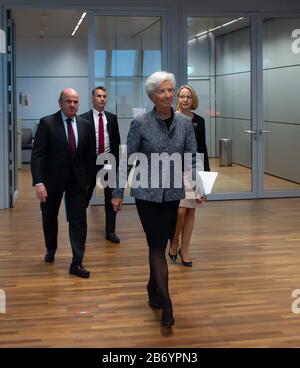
197;171;218;195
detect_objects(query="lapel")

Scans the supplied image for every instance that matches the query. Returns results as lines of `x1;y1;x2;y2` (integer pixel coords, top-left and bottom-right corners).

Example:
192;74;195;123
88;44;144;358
105;111;113;138
55;111;69;148
91;110;97;141
76;115;82;151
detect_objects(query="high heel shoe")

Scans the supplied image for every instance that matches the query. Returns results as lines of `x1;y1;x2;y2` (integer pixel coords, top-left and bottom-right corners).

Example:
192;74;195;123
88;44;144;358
161;316;175;327
168;251;177;263
179;249;192;267
147;283;162;309
161;305;175;327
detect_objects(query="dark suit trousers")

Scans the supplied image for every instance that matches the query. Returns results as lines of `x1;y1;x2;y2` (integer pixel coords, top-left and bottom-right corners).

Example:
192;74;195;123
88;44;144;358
87;164;117;233
41;172;87;266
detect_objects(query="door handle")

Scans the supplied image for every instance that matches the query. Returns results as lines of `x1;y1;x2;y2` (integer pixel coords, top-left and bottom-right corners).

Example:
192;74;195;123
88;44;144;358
259;130;270;134
244;129;258;134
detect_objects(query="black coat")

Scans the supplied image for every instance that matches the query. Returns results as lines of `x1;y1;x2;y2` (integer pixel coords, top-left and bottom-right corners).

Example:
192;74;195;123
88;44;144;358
192;113;210;171
31;111;96;193
80;110;121;167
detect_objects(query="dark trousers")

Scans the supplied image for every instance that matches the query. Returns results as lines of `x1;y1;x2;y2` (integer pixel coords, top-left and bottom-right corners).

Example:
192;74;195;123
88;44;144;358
41;174;87;266
87;164;117;233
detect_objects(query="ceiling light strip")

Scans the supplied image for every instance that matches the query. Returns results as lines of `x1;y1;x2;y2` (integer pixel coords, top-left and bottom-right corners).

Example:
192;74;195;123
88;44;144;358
71;11;87;37
189;17;244;42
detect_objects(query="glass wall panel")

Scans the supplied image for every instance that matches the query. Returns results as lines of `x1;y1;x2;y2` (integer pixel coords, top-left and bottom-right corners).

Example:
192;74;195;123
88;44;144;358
94;16;162;199
263;18;300;191
187;17;252;193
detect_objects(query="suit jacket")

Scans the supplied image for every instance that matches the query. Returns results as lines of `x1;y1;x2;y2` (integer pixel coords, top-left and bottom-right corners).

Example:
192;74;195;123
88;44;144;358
112;108;204;203
80;110;121;168
192;113;210;172
31;111;96;193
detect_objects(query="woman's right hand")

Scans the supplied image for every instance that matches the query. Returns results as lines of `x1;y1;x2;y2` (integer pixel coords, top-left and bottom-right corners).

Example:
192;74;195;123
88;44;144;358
111;197;123;212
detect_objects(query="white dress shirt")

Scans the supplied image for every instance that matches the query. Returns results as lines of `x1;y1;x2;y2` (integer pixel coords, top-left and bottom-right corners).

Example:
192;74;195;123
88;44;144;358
92;108;111;154
61;111;78;147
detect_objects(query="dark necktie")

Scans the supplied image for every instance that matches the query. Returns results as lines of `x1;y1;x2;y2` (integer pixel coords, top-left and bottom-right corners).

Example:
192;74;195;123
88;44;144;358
98;112;105;154
66;118;76;154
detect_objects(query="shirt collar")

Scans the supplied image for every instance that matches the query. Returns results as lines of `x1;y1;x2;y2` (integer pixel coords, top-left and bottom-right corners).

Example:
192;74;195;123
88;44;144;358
61;111;75;123
93;108;104;117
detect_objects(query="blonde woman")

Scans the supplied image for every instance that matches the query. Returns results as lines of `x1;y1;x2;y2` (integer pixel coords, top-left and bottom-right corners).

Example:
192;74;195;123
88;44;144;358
169;85;210;267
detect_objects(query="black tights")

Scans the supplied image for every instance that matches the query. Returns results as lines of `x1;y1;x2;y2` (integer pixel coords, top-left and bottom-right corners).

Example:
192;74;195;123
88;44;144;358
135;199;179;321
148;245;173;318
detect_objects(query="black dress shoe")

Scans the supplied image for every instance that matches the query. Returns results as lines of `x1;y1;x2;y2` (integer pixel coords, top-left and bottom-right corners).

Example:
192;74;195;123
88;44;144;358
161;309;175;327
179;249;192;267
168;251;177;263
69;264;90;278
44;252;55;263
106;232;120;243
147;283;162;309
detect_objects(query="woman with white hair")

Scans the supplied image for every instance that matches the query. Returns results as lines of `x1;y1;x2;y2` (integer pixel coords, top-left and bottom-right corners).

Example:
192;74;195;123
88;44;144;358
112;71;205;327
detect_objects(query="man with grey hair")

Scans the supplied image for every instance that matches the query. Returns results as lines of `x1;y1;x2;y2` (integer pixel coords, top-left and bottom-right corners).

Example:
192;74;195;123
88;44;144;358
31;88;96;278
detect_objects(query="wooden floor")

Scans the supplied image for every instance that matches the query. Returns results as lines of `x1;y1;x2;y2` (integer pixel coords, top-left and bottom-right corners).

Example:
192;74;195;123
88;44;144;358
209;158;300;192
1;165;300;347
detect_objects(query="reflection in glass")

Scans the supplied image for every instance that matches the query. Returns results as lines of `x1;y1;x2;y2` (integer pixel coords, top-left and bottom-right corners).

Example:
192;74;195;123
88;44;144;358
187;17;252;193
143;50;161;76
94;16;162;199
263;18;300;191
111;50;137;76
94;50;106;78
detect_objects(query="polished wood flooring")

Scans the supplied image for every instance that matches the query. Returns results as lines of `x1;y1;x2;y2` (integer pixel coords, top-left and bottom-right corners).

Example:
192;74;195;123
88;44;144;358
209;158;300;192
1;165;300;347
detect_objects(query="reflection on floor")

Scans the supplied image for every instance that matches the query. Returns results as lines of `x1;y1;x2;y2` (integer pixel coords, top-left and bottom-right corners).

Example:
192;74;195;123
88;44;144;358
209;158;300;193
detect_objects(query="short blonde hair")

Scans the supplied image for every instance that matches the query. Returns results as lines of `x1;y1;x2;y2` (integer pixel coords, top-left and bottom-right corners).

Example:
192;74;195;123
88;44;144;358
176;84;199;111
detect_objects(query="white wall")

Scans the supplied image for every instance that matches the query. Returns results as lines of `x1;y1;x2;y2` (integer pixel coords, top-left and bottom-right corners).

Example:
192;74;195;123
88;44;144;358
16;37;88;138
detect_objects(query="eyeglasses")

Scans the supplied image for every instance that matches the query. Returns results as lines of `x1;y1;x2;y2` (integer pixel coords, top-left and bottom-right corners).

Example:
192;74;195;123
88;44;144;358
178;95;192;100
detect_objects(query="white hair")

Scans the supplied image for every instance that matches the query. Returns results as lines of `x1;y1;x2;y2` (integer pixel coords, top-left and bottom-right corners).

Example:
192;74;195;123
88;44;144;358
145;71;176;98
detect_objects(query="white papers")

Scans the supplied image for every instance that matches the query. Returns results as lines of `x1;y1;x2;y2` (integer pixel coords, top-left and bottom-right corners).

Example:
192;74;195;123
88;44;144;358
197;171;218;195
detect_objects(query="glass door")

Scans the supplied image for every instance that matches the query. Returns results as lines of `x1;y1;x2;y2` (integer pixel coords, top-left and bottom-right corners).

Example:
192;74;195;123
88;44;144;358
185;15;300;199
260;17;300;197
90;13;163;204
186;16;254;198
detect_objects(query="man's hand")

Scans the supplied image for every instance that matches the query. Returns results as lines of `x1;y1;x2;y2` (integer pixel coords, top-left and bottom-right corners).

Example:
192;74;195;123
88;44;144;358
35;184;48;203
111;197;123;212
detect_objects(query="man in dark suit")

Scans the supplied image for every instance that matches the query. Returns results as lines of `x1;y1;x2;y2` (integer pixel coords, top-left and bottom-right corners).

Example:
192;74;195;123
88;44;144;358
81;86;121;243
31;88;96;278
